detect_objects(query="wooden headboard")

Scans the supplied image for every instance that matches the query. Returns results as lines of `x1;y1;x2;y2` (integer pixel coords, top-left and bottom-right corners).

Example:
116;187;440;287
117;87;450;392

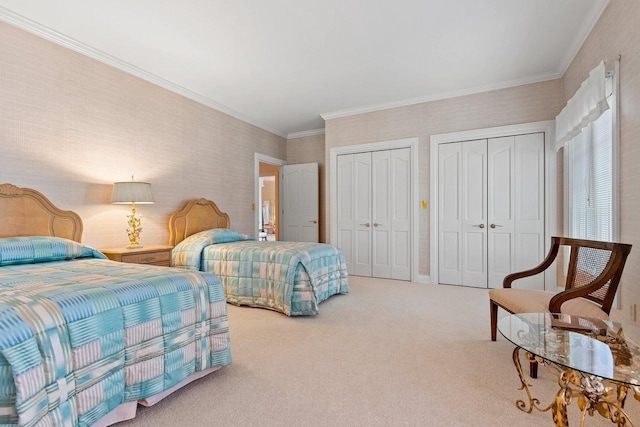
0;183;83;242
169;198;230;246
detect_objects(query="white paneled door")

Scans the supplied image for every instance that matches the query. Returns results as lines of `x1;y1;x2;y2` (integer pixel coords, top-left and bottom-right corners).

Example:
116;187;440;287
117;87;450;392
280;163;319;242
337;148;411;280
438;133;544;289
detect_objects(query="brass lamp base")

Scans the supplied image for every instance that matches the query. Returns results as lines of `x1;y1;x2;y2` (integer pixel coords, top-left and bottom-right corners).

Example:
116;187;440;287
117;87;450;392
125;203;144;248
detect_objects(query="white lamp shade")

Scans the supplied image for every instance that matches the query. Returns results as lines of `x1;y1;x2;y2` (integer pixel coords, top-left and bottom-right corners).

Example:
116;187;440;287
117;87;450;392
110;181;155;204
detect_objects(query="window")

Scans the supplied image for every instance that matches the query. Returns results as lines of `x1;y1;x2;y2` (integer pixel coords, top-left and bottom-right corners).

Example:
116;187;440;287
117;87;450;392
563;70;618;242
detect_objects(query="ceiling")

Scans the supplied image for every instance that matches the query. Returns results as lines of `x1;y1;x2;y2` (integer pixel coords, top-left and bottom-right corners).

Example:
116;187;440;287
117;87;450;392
0;0;608;138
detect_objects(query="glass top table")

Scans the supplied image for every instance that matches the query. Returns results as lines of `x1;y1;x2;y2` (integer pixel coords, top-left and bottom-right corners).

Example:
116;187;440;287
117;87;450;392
498;313;640;426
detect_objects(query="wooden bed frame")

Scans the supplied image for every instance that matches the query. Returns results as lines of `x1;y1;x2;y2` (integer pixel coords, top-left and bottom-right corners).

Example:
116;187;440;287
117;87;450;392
0;184;221;426
0;183;83;241
169;198;230;246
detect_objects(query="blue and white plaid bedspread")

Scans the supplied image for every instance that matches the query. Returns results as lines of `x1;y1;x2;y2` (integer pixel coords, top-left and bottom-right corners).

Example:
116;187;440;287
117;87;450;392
0;237;231;427
173;230;349;316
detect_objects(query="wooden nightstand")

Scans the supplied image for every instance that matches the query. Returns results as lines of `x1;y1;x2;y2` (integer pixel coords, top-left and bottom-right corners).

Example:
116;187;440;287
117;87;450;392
99;245;173;267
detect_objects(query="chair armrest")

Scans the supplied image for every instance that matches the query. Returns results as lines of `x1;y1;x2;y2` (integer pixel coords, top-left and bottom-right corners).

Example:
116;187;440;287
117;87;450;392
548;281;606;313
503;240;560;288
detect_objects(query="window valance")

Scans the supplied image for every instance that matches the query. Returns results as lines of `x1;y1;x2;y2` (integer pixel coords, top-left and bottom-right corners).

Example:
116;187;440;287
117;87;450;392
555;61;609;151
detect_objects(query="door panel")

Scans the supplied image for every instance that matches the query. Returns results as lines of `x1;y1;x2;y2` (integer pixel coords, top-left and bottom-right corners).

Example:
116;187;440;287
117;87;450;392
390;148;411;280
513;133;545;289
462;140;487;287
281;163;319;242
372;151;391;278
487;137;515;288
337;155;355;272
438;132;545;290
354;153;373;276
438;143;463;285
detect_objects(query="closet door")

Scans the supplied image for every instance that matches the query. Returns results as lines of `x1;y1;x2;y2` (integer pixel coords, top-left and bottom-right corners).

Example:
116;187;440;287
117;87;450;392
438;133;545;289
438;143;463;285
487;137;515;288
462;140;488;288
438;140;487;287
336;153;372;276
372;148;411;280
389;148;411;280
337;148;412;280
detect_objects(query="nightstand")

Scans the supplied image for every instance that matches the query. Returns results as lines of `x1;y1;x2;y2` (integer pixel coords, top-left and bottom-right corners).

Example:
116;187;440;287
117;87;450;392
99;245;173;267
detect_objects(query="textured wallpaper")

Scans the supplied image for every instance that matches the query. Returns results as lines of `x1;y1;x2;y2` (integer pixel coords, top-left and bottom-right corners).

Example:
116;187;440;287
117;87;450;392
0;21;286;249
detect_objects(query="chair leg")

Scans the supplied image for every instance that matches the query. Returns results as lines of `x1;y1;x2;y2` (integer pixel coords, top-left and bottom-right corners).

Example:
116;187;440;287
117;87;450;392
490;300;498;341
529;360;538;379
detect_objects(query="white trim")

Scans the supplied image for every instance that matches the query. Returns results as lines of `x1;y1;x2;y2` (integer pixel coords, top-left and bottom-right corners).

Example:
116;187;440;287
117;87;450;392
611;58;621;243
416;275;431;285
321;73;560;121
429;120;556;289
0;8;287;139
287;129;325;139
330;138;419;282
255;153;286;239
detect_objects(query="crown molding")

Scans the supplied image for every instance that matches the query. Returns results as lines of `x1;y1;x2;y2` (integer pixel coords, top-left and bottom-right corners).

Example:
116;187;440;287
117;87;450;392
0;7;287;139
286;128;325;140
320;71;561;121
557;0;610;77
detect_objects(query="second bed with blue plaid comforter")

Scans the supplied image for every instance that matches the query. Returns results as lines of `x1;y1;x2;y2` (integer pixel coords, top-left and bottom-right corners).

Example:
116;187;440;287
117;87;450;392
0;237;231;427
172;229;349;316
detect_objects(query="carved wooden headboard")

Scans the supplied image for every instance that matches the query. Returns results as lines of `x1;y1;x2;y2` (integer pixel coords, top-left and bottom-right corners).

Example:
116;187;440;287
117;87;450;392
0;183;83;242
168;198;230;246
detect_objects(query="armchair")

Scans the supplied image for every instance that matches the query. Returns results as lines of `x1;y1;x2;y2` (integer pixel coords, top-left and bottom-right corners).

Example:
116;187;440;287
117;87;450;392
490;237;631;377
490;236;631;340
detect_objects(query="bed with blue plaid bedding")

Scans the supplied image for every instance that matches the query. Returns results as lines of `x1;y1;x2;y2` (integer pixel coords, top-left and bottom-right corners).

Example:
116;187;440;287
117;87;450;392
172;229;348;316
0;236;231;427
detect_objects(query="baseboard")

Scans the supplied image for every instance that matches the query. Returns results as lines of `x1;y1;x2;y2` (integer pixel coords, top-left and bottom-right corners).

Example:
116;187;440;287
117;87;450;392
416;274;431;284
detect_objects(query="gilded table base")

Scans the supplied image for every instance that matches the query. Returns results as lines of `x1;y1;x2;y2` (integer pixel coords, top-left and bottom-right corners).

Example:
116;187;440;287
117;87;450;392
512;347;638;427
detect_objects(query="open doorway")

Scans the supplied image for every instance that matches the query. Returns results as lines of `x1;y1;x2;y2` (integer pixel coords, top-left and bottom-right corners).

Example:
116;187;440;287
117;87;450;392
259;163;279;241
255;153;286;241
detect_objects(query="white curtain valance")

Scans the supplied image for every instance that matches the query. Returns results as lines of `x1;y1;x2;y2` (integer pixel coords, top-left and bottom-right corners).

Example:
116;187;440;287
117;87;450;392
555;61;609;151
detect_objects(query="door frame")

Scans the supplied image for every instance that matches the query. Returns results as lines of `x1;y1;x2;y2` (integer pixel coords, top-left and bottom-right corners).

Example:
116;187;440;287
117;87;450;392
429;120;556;289
330;137;419;282
254;153;286;239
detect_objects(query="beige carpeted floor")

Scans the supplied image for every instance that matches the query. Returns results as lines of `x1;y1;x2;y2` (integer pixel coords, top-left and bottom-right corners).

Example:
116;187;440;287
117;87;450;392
121;276;640;426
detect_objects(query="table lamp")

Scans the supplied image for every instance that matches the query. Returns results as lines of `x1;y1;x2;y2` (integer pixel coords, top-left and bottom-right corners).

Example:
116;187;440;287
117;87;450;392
110;177;154;248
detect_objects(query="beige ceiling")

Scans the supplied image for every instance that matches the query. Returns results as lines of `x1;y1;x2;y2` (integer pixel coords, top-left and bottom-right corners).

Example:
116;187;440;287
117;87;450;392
0;0;608;137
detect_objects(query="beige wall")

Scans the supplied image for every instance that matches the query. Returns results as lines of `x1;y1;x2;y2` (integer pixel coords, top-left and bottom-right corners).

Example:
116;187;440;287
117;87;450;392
0;22;286;248
325;80;564;276
286;133;326;241
561;1;640;322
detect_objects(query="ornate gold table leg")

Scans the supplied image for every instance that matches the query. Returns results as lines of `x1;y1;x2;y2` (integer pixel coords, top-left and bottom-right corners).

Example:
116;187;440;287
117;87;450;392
510;348;636;427
512;347;553;414
554;369;634;427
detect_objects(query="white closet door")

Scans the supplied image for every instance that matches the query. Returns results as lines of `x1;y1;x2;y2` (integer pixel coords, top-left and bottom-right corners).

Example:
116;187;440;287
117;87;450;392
513;133;545;290
354;153;373;276
372;150;392;278
281;163;319;242
438;143;463;285
372;148;411;280
438;133;545;289
337;153;372;276
487;137;516;288
337;154;355;273
390;148;411;280
462;140;488;288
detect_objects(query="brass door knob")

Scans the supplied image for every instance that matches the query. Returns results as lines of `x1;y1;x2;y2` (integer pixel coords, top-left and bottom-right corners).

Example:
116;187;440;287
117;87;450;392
474;224;485;229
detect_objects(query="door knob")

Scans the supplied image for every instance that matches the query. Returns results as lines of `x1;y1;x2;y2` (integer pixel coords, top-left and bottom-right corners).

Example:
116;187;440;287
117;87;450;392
474;224;485;229
309;220;318;224
373;223;382;227
490;224;503;229
360;223;371;227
